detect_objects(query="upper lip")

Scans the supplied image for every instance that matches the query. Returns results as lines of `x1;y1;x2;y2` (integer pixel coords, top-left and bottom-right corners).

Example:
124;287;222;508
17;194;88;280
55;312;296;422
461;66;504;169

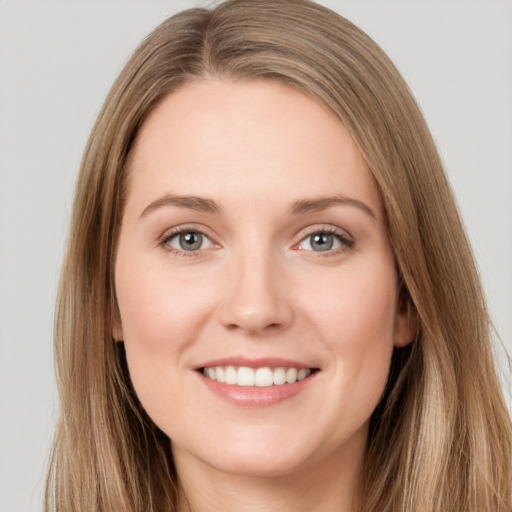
193;356;318;371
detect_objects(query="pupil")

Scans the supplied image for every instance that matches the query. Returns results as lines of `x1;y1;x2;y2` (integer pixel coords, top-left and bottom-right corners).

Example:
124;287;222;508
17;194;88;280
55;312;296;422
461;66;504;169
312;233;333;251
180;232;202;250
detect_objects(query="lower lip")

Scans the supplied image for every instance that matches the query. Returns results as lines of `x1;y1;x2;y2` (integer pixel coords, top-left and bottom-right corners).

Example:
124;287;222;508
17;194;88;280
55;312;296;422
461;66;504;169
197;371;318;407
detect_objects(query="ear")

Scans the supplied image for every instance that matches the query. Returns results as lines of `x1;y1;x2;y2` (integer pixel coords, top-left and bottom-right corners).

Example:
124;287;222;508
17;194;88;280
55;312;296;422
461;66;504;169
393;296;418;348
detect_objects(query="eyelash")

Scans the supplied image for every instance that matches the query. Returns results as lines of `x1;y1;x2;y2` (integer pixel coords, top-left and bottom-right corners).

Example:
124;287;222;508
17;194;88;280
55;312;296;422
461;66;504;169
159;225;215;257
158;225;355;257
296;226;355;255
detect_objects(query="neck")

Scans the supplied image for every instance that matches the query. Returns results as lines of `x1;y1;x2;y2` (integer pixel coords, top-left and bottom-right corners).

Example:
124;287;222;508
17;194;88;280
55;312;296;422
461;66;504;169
173;442;364;512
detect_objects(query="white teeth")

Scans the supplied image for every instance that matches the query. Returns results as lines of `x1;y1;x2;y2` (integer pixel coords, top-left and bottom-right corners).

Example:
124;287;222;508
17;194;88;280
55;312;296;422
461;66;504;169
273;367;286;385
237;366;255;386
255;367;274;387
297;369;310;381
285;367;298;383
202;365;314;387
225;366;237;385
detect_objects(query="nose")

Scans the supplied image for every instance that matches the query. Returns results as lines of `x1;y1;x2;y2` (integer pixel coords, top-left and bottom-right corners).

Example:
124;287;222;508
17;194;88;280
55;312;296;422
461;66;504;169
217;249;294;335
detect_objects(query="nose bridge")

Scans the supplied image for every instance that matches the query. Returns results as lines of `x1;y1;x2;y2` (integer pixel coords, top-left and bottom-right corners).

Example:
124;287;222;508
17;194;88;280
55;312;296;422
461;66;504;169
218;239;292;334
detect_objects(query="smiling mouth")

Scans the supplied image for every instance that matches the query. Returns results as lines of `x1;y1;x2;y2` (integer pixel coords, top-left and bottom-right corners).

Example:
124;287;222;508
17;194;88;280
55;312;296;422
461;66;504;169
200;366;319;387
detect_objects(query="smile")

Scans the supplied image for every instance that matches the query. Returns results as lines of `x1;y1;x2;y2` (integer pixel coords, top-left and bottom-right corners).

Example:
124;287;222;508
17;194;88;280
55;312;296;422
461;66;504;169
201;366;314;387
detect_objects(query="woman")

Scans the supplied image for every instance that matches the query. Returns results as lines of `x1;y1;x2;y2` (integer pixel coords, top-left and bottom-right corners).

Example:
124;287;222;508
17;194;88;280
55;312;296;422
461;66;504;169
45;0;512;510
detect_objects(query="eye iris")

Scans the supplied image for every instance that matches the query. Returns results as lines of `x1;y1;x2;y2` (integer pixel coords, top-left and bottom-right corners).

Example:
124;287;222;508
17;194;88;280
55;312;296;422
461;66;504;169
311;233;333;251
179;232;202;251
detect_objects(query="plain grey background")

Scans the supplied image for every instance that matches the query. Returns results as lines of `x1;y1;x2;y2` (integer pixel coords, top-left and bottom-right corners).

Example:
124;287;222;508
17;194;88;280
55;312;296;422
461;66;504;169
1;1;511;510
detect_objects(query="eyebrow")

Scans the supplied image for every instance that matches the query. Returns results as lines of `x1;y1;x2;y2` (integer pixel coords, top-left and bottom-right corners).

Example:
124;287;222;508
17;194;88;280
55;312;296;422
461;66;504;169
289;194;376;219
140;194;221;218
139;193;376;220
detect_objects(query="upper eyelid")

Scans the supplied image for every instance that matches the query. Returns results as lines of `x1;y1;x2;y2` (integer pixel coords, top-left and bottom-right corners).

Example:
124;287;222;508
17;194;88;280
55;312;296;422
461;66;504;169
159;224;216;242
295;224;354;241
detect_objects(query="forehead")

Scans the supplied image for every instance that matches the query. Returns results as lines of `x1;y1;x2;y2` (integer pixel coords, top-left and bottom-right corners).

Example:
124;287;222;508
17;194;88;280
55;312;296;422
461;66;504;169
126;79;382;216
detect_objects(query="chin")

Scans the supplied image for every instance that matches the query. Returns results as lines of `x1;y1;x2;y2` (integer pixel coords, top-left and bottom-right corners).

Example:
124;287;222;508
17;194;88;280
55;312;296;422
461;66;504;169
173;422;348;480
203;448;311;479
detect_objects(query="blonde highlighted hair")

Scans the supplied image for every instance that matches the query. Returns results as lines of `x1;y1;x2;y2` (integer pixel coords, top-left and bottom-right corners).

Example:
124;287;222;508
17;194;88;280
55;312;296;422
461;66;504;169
46;1;512;510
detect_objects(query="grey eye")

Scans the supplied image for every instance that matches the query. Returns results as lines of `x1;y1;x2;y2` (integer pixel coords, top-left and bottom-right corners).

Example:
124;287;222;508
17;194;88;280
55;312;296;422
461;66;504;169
169;231;211;251
311;233;334;251
299;232;342;252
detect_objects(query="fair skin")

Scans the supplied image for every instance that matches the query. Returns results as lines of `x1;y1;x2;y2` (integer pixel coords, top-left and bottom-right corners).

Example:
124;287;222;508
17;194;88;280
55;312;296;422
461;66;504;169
114;79;415;512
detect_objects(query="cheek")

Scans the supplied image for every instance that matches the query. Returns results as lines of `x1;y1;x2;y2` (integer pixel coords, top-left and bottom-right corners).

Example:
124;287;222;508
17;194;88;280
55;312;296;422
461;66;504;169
303;259;398;403
114;256;213;429
114;252;197;375
307;259;398;347
115;255;213;351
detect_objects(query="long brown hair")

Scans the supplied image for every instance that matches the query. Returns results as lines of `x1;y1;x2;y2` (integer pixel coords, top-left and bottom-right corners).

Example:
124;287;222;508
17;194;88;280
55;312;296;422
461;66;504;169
46;1;512;510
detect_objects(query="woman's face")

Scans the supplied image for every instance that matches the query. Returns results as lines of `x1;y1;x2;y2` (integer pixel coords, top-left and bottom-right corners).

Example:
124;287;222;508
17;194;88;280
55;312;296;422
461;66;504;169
114;79;414;478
